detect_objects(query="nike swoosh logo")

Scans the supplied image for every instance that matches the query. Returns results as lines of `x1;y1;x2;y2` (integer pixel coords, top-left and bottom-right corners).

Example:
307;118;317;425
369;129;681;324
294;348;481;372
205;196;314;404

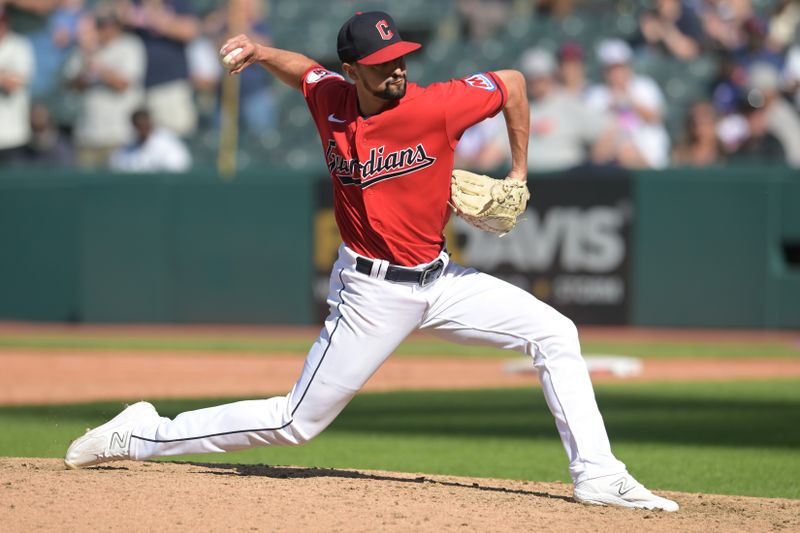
328;114;346;123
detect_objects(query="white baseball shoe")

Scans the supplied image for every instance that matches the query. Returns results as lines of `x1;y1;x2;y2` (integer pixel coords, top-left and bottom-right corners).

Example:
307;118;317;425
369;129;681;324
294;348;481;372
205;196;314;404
573;472;679;512
64;401;159;469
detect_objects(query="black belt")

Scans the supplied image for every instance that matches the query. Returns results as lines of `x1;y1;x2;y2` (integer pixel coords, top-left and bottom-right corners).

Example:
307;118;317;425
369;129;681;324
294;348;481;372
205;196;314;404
355;256;445;287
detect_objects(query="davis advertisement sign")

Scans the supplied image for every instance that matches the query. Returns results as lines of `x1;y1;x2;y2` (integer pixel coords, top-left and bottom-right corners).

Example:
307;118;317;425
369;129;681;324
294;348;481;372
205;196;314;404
313;172;632;324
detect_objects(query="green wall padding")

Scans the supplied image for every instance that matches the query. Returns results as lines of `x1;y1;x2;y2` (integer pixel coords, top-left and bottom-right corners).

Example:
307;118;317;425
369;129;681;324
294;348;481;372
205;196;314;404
0;169;313;324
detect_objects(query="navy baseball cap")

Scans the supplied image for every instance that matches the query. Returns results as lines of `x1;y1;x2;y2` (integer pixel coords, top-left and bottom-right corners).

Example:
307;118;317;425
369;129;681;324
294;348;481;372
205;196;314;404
337;11;421;65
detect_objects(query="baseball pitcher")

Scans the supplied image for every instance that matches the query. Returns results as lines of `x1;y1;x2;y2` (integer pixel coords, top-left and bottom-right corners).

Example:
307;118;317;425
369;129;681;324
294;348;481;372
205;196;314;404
65;11;678;512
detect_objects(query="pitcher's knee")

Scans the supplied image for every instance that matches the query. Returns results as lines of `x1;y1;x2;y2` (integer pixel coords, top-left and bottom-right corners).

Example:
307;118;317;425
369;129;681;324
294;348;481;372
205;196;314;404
282;423;311;446
282;416;330;446
532;312;582;362
550;312;580;345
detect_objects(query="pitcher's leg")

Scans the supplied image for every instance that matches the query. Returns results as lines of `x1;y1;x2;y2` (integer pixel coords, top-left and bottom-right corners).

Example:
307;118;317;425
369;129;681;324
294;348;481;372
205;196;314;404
132;266;425;460
420;266;625;483
130;337;359;459
527;314;626;483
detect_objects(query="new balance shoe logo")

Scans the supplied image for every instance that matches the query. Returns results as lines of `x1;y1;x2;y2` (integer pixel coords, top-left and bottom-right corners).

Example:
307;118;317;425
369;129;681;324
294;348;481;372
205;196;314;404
109;431;129;451
612;476;636;496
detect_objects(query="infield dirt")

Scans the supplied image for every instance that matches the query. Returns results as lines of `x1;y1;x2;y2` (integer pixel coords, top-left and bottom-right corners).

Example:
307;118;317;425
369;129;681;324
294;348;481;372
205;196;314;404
3;323;799;404
2;458;799;533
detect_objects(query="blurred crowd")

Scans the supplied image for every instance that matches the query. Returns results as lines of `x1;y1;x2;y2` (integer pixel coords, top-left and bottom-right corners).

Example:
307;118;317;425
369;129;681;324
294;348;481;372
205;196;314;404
1;0;800;173
0;0;274;172
456;0;800;171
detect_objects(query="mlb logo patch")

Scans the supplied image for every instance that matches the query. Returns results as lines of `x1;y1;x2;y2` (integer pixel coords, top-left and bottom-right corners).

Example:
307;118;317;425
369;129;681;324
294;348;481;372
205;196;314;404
464;73;496;91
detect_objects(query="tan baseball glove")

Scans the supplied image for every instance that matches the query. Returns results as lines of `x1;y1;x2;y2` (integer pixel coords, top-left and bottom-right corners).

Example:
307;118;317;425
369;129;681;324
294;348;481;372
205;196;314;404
450;169;531;236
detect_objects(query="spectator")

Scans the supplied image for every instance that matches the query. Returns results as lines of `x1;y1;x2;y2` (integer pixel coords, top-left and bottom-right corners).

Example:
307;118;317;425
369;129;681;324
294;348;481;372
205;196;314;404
204;0;277;138
711;54;747;115
186;27;221;132
3;0;59;16
708;16;784;114
63;5;146;168
637;0;703;60
716;105;750;153
517;47;608;172
728;97;786;163
734;15;784;72
586;39;671;169
784;41;800;110
186;27;219;94
456;0;512;43
116;0;200;137
672;100;724;166
767;0;800;51
746;61;800;166
27;0;86;98
699;0;753;52
453;114;506;171
535;0;575;18
557;41;587;97
110;108;191;172
50;0;84;49
0;7;35;165
19;101;74;165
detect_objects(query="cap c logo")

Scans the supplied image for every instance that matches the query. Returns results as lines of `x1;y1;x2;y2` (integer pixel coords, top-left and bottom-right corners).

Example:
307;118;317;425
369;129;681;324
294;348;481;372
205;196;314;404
376;20;393;40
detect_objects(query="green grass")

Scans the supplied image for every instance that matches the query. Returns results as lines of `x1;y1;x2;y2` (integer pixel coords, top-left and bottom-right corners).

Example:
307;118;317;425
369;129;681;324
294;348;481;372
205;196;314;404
580;341;799;359
0;335;797;359
2;380;799;498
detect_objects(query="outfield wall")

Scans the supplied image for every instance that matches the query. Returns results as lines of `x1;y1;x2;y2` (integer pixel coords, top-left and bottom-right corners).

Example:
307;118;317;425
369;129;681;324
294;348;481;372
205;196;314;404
414;166;798;329
0;171;313;323
0;167;797;327
633;167;800;329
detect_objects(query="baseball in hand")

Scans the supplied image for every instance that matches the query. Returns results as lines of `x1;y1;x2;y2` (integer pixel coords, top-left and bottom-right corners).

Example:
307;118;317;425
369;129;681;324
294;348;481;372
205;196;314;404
221;47;244;69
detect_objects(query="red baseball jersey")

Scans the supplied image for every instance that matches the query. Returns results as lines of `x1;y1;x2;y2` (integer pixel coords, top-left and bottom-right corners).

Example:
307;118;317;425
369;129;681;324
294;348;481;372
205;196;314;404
302;66;507;266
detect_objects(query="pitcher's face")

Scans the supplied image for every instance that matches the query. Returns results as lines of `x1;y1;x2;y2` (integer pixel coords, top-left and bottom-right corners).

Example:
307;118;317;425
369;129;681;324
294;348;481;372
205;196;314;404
349;56;408;100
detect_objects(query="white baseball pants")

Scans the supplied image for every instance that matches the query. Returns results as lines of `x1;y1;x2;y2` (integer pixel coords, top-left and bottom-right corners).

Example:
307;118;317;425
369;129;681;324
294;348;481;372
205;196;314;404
131;244;626;483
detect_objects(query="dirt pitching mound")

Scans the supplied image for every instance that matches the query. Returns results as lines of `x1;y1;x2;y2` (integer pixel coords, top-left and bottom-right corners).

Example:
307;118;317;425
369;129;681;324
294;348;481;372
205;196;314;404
2;459;798;533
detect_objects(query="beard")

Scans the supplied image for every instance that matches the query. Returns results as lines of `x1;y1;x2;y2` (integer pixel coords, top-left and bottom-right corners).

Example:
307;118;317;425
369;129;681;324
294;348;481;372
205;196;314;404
378;78;407;100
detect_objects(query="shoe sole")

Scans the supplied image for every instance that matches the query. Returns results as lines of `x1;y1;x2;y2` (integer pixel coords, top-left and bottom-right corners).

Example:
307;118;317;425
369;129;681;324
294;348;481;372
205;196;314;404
574;489;679;512
64;401;156;469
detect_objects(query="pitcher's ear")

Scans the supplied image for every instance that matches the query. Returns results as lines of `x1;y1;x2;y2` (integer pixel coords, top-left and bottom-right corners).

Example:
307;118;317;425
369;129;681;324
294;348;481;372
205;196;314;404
342;62;358;81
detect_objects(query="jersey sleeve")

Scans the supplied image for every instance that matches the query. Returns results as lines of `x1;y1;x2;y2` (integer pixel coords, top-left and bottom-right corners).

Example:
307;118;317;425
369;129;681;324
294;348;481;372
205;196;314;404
301;65;348;119
443;72;507;147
